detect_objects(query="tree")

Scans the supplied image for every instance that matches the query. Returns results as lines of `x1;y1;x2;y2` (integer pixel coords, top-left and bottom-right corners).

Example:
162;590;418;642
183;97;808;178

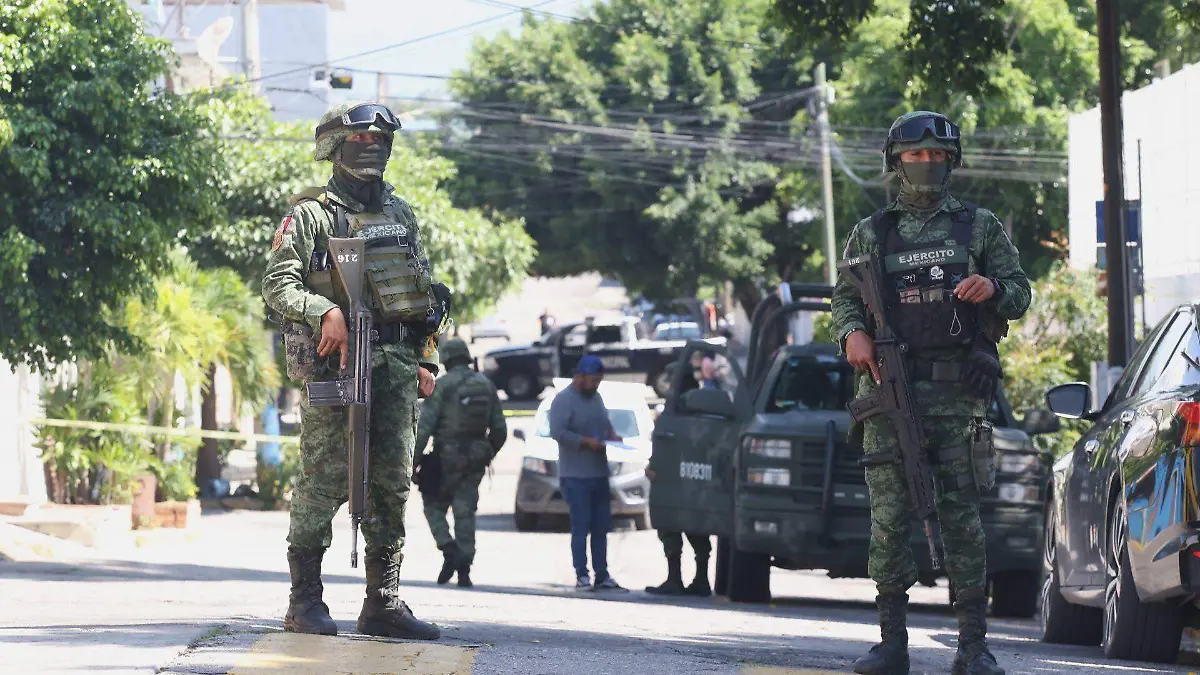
0;0;221;370
445;0;796;303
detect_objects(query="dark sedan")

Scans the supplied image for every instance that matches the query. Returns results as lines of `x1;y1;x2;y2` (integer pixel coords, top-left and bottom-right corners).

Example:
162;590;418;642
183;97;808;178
1041;302;1200;663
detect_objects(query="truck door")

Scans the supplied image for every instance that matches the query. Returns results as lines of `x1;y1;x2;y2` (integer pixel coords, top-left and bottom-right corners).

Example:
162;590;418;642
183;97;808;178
648;342;751;537
586;323;636;382
554;324;587;377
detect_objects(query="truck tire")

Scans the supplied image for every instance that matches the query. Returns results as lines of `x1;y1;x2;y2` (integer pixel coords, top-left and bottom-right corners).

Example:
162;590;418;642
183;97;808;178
714;537;731;596
1040;508;1102;645
990;570;1039;618
513;506;539;532
727;548;771;603
504;372;538;401
1102;500;1183;662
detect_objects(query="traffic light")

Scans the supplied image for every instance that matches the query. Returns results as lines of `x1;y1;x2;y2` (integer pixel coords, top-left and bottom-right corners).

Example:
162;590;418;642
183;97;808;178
329;72;353;89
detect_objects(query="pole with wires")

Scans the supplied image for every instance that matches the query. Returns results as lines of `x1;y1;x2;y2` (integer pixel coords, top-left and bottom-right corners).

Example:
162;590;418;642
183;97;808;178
815;63;837;286
241;0;262;95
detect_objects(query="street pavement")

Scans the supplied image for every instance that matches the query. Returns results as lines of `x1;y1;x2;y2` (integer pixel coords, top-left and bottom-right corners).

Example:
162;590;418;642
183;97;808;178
3;408;1199;675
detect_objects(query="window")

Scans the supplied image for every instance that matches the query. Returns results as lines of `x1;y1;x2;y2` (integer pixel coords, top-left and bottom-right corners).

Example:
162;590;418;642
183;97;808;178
588;325;623;345
1104;312;1178;408
1131;312;1192;397
534;408;640;438
766;355;855;413
1151;315;1200;394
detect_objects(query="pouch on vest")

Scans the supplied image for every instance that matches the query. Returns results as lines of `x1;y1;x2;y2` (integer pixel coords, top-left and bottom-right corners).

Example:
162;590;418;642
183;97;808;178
969;419;996;493
282;322;327;382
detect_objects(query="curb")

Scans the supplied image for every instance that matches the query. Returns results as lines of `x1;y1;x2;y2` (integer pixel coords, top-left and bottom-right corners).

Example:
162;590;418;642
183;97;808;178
0;520;101;563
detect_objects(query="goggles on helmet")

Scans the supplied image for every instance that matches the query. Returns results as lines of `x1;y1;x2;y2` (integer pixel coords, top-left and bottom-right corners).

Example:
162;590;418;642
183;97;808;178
888;115;960;144
314;104;401;140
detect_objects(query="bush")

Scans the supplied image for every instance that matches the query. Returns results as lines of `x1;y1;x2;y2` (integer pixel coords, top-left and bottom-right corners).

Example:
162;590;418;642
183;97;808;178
152;438;201;502
37;372;152;505
1000;261;1106;458
256;443;301;510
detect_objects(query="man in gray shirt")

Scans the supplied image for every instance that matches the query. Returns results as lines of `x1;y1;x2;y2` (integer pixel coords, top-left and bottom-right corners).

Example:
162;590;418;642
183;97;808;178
549;355;627;591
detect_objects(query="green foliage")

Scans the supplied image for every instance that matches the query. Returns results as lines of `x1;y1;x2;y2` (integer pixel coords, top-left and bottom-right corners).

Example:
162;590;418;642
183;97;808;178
37;372;151;505
1000;261;1106;457
811;312;835;345
256;444;300;510
447;0;790;300
0;0;221;370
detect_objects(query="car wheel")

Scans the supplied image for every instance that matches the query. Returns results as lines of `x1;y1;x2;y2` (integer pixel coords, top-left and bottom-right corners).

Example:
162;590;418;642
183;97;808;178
513;506;539;532
635;510;652;531
1040;506;1102;645
505;373;537;401
650;370;671;399
991;571;1038;618
1102;501;1183;662
727;547;771;603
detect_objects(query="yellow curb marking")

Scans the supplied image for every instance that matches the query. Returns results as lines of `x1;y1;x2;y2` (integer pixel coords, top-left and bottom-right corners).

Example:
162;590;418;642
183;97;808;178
739;662;844;667
228;633;475;675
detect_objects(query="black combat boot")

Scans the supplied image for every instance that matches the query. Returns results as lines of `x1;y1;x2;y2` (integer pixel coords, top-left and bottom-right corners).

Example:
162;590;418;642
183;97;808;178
457;561;473;588
684;552;711;597
283;546;338;636
951;596;1004;675
852;592;910;675
357;549;441;640
644;553;685;595
437;542;460;586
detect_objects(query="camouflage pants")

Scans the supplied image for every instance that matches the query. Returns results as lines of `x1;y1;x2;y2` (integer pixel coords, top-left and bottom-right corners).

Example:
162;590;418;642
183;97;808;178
288;345;419;559
862;414;986;595
422;470;485;565
658;530;712;561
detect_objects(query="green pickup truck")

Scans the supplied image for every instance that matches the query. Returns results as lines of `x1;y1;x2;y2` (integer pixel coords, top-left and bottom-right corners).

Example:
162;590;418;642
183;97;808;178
647;284;1060;617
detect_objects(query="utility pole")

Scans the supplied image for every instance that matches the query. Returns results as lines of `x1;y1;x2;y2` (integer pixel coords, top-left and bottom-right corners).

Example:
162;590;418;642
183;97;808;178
377;71;388;105
1097;0;1134;366
815;62;837;287
241;0;262;95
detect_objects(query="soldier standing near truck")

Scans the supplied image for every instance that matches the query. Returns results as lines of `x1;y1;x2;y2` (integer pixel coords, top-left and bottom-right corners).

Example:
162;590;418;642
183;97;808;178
832;111;1031;675
263;101;444;641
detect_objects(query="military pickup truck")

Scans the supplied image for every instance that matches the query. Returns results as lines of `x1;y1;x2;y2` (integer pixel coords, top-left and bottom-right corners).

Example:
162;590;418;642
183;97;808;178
481;315;724;401
647;284;1061;617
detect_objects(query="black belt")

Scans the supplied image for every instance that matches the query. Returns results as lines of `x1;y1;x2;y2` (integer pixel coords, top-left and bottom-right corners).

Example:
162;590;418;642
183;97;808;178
909;359;961;382
375;322;412;344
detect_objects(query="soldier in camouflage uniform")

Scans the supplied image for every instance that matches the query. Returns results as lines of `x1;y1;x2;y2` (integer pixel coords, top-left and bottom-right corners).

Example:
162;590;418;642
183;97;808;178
262;101;443;641
831;111;1030;675
414;338;506;589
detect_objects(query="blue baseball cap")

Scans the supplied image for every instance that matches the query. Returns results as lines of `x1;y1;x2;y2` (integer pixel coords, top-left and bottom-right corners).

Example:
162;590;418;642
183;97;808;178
575;355;605;375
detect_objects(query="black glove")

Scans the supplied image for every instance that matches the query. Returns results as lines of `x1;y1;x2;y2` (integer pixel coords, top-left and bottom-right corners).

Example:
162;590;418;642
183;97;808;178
962;337;1003;399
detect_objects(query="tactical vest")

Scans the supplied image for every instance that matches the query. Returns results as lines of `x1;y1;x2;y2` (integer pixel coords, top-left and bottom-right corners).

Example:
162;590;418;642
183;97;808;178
295;188;435;324
439;371;495;441
872;202;979;350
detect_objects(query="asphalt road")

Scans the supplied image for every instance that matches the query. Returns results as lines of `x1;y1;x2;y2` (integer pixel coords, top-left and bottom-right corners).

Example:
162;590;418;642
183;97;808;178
2;407;1198;675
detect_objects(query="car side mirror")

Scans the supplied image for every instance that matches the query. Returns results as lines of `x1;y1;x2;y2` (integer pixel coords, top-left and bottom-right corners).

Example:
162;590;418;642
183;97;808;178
514;429;526;441
681;388;736;419
1020;408;1061;435
1046;382;1092;420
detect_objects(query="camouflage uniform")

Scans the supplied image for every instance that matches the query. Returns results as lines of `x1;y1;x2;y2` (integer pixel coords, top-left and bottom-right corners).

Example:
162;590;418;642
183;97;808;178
831;111;1030;675
262;101;442;641
415;338;506;587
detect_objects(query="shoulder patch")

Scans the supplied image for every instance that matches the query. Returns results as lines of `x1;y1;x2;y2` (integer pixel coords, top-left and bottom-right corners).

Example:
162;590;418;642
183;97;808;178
271;214;294;251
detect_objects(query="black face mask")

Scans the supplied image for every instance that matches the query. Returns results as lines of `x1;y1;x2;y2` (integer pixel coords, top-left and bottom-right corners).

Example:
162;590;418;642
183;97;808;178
897;160;951;211
336;139;390;179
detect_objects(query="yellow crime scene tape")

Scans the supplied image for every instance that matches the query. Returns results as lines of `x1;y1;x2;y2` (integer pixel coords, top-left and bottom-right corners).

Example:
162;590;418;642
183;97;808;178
23;418;301;444
25;407;534;442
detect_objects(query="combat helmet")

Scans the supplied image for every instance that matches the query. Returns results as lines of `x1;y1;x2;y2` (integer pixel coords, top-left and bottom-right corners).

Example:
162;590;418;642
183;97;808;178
440;338;472;367
883;111;963;171
313;101;402;161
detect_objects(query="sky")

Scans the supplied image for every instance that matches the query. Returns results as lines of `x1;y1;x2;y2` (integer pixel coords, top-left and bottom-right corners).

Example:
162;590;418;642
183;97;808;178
327;0;588;115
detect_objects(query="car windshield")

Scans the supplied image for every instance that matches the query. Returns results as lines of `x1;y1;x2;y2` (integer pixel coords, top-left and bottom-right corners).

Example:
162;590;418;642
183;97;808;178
767;355;855;413
535;407;640;438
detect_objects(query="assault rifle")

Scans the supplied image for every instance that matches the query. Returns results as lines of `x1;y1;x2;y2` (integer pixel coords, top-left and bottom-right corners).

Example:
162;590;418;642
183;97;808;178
305;238;373;568
836;253;944;572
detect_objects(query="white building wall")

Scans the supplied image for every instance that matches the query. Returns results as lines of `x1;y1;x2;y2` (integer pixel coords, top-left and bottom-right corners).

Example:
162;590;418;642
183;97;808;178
134;2;339;122
0;363;48;504
1068;62;1200;327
